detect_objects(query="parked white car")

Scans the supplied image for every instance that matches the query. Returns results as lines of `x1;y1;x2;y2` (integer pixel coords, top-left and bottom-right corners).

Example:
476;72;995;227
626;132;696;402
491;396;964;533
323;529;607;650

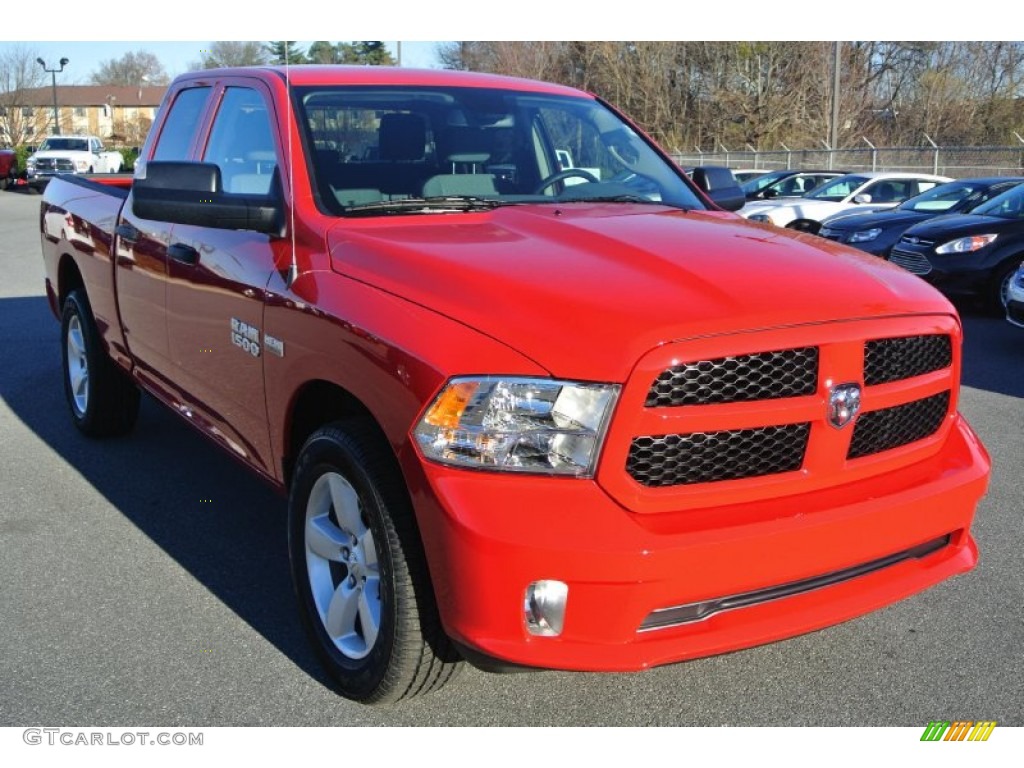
26;136;123;185
741;171;952;232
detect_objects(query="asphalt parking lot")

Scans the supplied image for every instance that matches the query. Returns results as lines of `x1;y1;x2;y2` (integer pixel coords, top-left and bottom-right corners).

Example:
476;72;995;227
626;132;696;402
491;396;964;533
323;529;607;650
0;186;1021;726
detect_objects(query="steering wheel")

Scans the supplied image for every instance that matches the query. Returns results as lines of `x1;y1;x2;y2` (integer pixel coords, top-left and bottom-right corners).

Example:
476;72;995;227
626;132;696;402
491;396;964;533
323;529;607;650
533;169;600;194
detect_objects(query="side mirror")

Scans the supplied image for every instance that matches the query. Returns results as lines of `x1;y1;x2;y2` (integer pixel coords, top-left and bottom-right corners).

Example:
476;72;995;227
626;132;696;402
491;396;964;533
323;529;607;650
132;161;283;236
763;188;779;199
853;193;872;204
691;166;746;212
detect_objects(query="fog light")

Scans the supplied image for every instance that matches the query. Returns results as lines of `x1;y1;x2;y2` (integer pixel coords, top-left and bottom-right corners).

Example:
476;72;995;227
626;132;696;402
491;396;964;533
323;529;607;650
524;580;568;637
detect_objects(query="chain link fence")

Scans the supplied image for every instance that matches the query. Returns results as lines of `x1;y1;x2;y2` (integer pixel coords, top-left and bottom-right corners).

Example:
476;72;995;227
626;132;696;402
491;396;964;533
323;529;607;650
670;145;1024;178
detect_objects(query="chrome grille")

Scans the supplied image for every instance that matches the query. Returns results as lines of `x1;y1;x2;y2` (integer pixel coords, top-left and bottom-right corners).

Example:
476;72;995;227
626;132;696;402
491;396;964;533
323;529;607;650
33;157;74;173
627;423;810;487
848;391;950;459
645;347;818;407
889;248;933;275
864;335;952;385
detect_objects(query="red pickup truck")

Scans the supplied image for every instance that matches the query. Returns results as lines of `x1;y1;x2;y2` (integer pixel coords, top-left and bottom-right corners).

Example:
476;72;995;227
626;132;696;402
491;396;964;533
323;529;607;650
40;66;990;704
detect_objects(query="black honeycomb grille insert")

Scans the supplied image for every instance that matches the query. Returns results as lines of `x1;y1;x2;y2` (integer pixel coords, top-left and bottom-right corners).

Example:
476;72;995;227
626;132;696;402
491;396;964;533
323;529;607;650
848;391;950;459
646;347;818;407
627;423;810;487
864;335;951;386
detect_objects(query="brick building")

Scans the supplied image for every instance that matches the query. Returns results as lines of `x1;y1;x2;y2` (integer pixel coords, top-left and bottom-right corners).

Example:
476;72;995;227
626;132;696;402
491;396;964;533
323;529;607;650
0;85;167;147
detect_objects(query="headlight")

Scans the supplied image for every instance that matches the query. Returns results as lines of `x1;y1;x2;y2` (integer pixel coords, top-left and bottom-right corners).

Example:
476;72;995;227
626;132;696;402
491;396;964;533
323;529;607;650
414;377;619;477
26;158;36;169
849;227;882;243
935;234;998;254
74;159;89;172
749;214;770;223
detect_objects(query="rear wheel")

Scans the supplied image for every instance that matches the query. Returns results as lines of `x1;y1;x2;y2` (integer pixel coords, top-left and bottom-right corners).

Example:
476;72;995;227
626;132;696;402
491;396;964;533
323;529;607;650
61;290;140;437
288;421;460;703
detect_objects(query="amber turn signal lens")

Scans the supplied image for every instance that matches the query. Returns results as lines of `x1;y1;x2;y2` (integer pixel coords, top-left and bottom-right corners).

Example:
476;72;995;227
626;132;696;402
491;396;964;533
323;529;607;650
422;381;478;428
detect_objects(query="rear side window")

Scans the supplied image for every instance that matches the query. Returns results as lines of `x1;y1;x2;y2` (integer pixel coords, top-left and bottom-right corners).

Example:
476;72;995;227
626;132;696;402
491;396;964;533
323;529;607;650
152;87;211;161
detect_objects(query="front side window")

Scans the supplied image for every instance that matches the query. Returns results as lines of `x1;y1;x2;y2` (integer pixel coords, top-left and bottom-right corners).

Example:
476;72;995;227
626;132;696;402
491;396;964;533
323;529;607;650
202;87;278;195
152;87;210;162
296;85;705;216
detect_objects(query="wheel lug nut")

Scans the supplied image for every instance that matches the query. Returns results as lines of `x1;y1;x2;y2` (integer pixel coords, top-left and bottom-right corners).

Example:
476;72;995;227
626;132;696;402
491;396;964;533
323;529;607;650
341;547;350;559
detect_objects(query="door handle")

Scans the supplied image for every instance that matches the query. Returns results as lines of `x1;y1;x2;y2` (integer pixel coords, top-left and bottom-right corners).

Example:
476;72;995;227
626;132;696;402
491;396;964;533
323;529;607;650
168;243;200;266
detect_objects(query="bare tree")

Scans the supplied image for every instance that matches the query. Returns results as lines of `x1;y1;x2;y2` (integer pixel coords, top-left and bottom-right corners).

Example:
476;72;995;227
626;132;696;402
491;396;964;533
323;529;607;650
0;44;50;146
90;50;169;86
440;41;1024;151
190;41;268;70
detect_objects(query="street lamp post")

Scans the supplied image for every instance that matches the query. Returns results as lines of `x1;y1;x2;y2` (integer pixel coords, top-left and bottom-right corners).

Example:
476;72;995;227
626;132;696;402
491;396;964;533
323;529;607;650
36;57;69;136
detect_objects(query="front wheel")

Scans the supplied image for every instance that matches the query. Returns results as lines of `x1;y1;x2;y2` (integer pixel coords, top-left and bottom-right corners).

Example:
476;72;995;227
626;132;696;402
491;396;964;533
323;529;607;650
288;421;460;703
990;261;1019;314
61;290;140;436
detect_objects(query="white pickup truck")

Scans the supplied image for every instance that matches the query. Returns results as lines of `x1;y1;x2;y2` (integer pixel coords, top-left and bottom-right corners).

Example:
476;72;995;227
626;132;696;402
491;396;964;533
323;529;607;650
26;136;123;186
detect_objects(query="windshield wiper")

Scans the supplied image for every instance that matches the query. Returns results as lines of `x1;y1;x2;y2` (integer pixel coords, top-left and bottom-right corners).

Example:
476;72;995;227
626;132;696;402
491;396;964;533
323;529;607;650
557;194;694;209
343;196;507;216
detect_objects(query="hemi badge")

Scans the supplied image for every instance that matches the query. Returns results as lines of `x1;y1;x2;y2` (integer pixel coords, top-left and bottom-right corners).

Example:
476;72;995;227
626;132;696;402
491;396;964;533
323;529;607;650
264;334;285;357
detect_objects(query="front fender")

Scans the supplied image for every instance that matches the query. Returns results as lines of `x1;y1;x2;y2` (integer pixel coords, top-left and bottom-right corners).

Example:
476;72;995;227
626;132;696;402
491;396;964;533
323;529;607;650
262;267;548;483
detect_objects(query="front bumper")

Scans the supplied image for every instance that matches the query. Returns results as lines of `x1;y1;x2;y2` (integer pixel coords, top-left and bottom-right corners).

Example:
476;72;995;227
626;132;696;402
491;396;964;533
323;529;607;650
402;413;989;672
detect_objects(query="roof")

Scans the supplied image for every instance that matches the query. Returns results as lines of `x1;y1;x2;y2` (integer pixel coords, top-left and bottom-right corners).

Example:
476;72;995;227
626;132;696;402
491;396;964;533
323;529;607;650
7;85;167;107
174;65;589;98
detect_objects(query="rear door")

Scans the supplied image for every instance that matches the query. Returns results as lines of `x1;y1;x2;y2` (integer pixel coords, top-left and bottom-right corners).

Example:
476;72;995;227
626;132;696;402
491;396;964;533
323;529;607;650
116;83;212;393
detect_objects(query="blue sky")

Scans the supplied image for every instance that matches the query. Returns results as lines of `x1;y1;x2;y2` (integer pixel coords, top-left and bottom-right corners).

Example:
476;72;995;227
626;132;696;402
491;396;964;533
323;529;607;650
19;41;447;84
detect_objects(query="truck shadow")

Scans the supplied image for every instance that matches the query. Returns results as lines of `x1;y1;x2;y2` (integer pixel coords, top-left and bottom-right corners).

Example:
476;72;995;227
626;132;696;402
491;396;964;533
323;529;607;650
0;295;332;689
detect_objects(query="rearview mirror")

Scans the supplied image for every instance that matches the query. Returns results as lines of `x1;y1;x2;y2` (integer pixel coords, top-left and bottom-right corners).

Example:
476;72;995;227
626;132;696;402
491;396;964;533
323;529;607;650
132;161;282;236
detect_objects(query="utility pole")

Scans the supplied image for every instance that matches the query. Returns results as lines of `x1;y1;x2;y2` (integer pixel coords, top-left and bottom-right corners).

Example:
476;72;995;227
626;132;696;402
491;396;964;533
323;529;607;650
37;57;69;136
829;42;841;151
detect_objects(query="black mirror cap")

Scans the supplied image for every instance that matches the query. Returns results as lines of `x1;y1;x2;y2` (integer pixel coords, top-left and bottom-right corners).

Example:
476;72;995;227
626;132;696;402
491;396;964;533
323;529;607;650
132;161;283;236
692;166;746;212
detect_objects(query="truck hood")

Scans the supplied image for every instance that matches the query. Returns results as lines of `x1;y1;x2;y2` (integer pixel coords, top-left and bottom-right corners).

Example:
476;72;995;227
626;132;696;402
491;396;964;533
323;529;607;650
31;150;90;159
327;203;952;381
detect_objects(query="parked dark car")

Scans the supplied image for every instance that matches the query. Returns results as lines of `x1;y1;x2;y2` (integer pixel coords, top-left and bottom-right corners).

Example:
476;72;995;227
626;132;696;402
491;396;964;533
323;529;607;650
740;169;844;201
888;181;1024;310
818;177;1024;257
0;149;17;190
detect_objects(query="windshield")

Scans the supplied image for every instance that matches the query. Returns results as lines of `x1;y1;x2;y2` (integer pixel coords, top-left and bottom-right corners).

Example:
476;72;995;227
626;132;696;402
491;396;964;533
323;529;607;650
741;170;792;196
38;138;89;152
295;85;705;216
805;174;869;202
898;181;988;213
971;182;1024;220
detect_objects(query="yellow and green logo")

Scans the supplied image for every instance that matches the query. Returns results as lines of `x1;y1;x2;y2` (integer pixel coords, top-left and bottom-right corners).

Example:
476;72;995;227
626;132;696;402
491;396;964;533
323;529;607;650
921;721;997;741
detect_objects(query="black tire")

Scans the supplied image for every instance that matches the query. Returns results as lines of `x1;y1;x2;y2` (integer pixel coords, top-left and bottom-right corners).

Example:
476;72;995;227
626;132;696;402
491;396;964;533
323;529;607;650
288;421;461;703
989;261;1019;314
61;290;140;437
786;219;821;234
